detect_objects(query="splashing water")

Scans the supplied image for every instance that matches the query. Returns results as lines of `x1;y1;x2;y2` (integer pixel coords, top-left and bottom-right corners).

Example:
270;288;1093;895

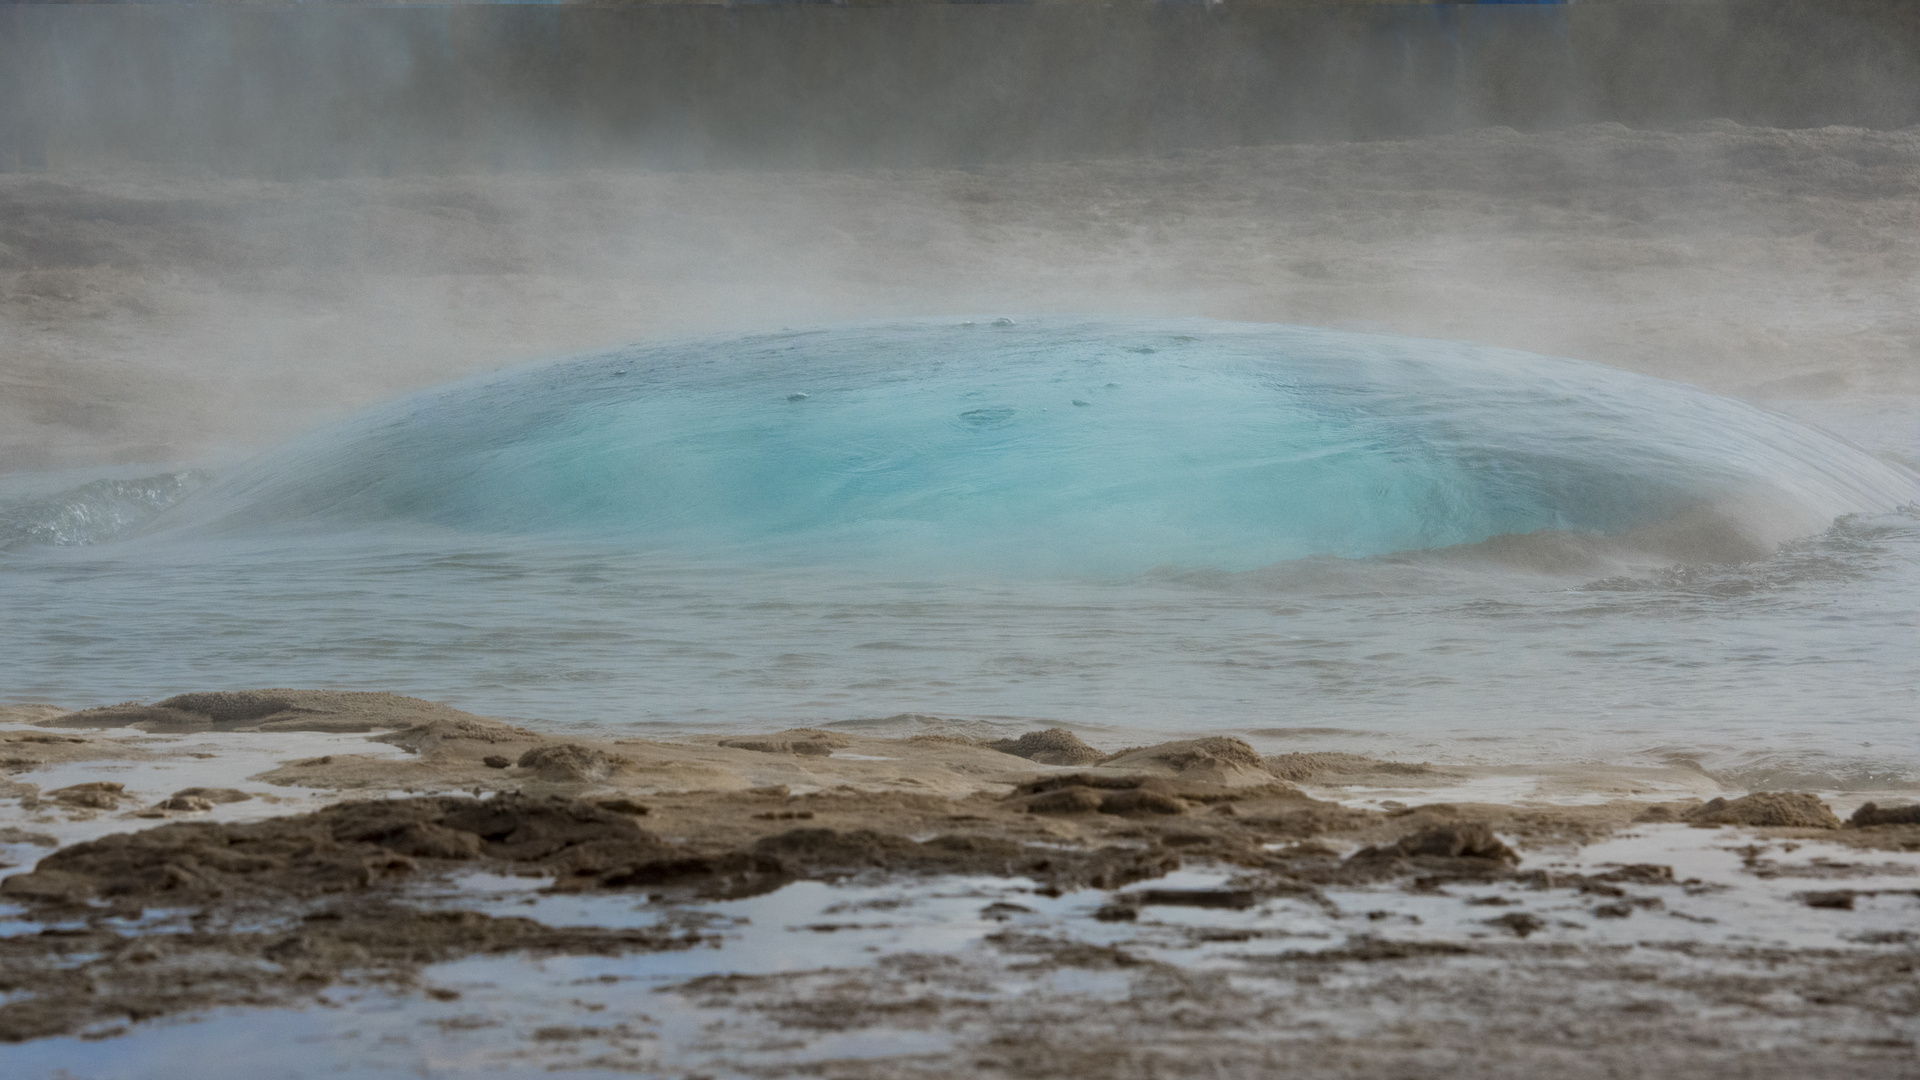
0;470;210;551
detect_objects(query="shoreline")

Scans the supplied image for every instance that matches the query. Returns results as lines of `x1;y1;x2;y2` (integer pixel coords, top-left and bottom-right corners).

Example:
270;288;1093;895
3;691;1918;1075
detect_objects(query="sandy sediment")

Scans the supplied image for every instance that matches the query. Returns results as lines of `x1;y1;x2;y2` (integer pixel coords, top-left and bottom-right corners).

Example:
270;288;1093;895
2;690;1919;1073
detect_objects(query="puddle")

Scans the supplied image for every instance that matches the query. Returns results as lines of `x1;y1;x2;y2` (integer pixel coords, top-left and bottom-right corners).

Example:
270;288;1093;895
5;825;1920;1078
5;766;1920;1079
0;722;417;852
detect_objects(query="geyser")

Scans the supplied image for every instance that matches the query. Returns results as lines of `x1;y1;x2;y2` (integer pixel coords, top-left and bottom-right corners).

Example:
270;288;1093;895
156;318;1918;574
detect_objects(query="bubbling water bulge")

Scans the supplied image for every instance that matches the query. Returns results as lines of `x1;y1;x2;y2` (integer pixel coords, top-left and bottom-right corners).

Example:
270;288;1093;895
150;318;1919;576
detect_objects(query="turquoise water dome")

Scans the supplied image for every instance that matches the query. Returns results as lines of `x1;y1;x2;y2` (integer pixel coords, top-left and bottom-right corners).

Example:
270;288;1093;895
160;318;1919;574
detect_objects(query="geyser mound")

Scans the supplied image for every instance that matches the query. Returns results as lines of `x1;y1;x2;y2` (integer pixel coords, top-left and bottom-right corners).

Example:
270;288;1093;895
158;318;1918;574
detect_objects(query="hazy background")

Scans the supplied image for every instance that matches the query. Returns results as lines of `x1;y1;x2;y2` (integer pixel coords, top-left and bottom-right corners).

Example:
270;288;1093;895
2;0;1917;474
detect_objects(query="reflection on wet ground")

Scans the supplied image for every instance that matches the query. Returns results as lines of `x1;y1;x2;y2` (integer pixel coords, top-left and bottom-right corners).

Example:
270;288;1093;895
5;825;1918;1079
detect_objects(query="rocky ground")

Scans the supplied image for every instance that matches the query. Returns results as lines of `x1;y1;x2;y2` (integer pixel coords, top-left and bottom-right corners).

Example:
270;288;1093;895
0;691;1917;1075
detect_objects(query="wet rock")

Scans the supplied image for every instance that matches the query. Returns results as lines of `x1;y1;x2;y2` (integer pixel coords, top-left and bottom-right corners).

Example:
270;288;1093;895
44;689;475;735
432;796;661;863
1022;786;1110;815
1017;774;1159;795
47;782;124;810
157;795;215;812
483;755;512;769
743;826;1177;892
40;702;210;731
1686;792;1840;829
0;794;671;906
154;691;298;725
1353;823;1518;864
378;715;542;754
516;743;629;783
1592;864;1674;885
1848;802;1920;827
591;852;774;894
171;787;252;804
1486;911;1545;938
1094;788;1189;816
718;729;848;757
0;868;93;903
354;822;485;861
1011;775;1190;816
751;827;920;871
0;827;56;848
988;728;1104;766
0;902;697;1044
1802;890;1857;910
1101;737;1275;785
1130;887;1257;910
1263;752;1437;784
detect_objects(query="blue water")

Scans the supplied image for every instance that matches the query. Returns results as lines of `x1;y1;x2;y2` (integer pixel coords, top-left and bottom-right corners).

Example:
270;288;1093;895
2;318;1917;780
155;318;1914;571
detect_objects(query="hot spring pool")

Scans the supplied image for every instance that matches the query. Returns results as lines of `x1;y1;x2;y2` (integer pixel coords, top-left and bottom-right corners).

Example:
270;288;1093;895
2;318;1917;783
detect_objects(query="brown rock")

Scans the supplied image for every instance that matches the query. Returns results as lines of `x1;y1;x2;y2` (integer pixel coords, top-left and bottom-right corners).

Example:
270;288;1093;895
171;787;252;804
42;689;477;735
1095;788;1189;816
1022;786;1108;815
988;728;1104;766
1131;887;1257;910
1593;864;1675;885
373;822;486;861
1105;736;1262;770
1353;823;1518;864
0;868;93;903
377;715;541;754
751;827;917;870
718;729;849;757
1263;752;1437;784
48;782;124;810
0;901;695;1044
154;691;299;725
516;743;629;783
1848;802;1920;827
0;827;57;848
1011;775;1191;817
1486;911;1545;938
1686;792;1840;829
1100;737;1278;786
0;794;677;907
40;703;209;731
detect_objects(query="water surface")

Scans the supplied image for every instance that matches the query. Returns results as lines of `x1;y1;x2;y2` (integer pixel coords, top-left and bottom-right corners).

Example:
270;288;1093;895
3;318;1915;782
